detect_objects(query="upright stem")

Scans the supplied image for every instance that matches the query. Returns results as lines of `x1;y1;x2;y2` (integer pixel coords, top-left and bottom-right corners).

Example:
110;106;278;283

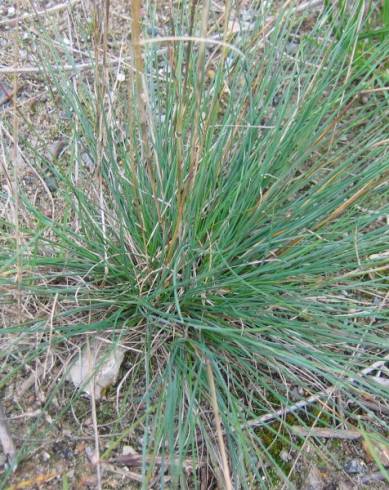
166;0;210;264
12;0;21;320
206;359;233;490
131;0;163;229
165;0;198;264
93;0;109;276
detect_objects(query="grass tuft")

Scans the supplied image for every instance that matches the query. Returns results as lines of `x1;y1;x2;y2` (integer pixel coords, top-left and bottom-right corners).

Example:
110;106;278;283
1;1;389;488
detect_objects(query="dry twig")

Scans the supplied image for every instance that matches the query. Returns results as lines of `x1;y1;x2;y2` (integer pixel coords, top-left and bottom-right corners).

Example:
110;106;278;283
0;0;80;26
0;403;16;468
246;353;389;429
290;426;361;440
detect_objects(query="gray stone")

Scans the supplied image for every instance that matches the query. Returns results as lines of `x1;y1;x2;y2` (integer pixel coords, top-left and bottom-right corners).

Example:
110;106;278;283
343;458;366;475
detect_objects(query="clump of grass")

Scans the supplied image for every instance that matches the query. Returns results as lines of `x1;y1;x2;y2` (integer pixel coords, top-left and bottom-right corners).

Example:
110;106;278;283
1;0;389;488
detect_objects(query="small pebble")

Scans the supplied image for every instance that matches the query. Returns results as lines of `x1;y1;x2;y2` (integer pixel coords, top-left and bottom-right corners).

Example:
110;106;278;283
146;27;159;36
343;458;366;475
42;451;51;461
279;449;290;462
8;6;16;17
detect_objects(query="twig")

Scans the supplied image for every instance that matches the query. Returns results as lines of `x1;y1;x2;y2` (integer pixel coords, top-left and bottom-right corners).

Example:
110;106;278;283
0;0;80;26
101;462;143;482
14;365;45;400
290;426;361;440
0;62;97;74
357;353;389;378
110;454;197;473
246;353;389;429
8;410;42;419
0;403;17;469
245;387;334;428
359;400;389;416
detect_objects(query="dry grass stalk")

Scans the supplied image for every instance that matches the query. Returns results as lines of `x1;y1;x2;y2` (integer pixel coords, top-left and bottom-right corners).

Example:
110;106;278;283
93;0;110;276
206;360;233;490
130;0;163;230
